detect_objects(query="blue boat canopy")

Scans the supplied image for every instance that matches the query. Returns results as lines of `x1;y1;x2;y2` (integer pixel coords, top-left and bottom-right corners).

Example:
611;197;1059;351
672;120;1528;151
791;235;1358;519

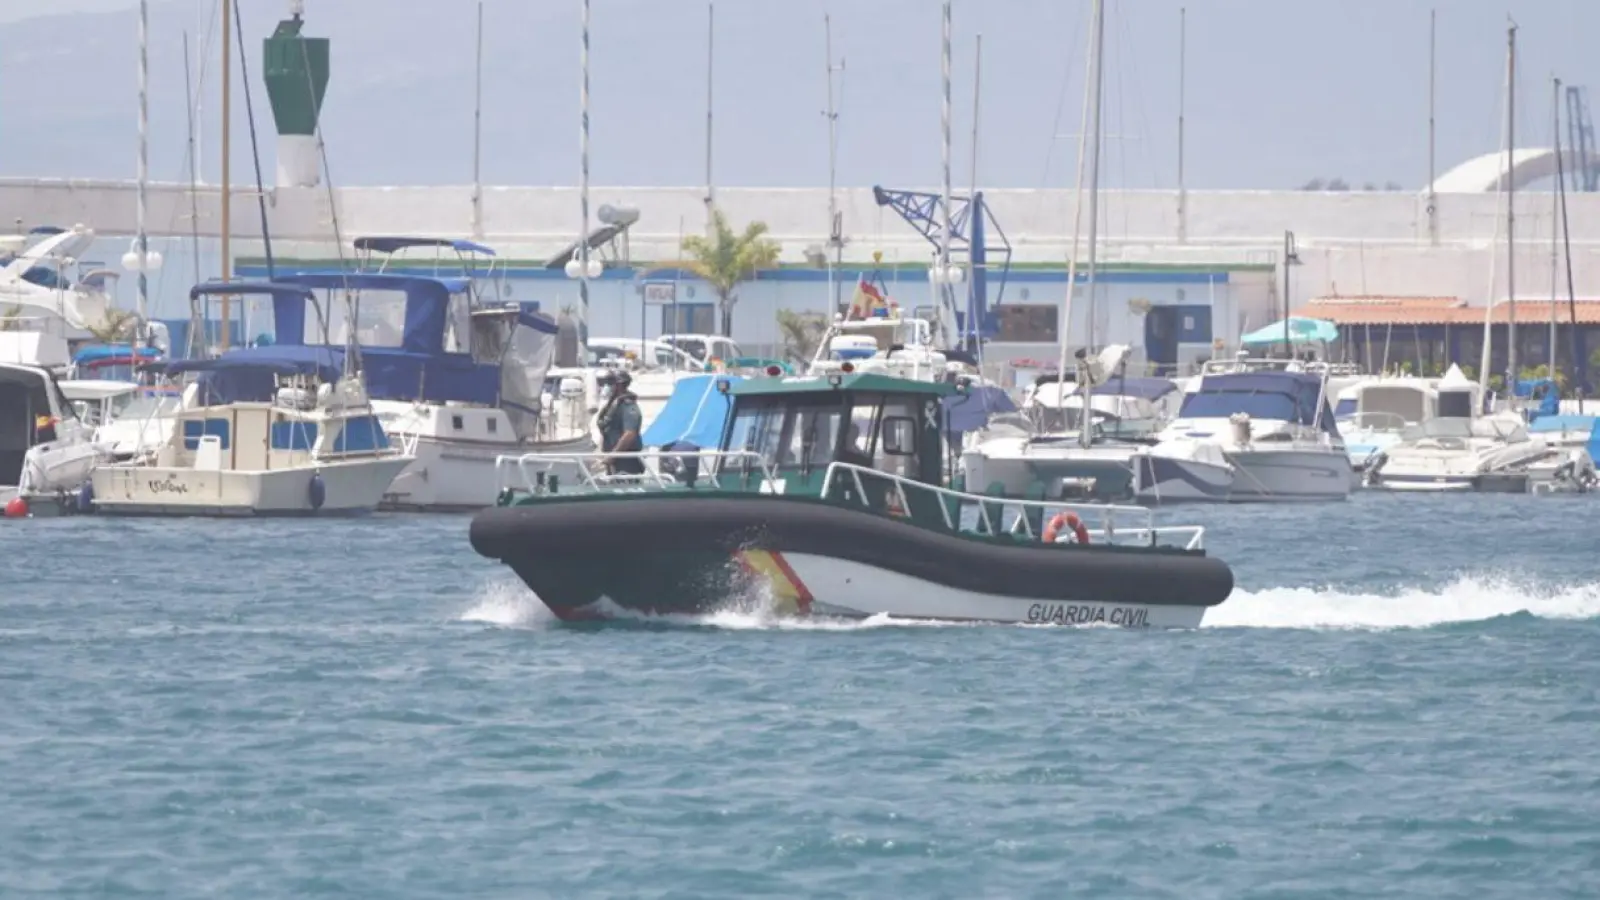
1099;375;1179;401
944;385;1017;435
353;236;497;257
641;374;744;449
165;344;343;379
1181;371;1339;437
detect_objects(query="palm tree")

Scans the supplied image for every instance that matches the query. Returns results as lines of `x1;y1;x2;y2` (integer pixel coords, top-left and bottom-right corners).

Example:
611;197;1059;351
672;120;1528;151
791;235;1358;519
679;207;782;337
775;308;827;364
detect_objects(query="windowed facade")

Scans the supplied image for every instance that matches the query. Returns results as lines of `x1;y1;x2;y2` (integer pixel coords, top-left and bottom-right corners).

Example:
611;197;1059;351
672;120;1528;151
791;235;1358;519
992;304;1059;343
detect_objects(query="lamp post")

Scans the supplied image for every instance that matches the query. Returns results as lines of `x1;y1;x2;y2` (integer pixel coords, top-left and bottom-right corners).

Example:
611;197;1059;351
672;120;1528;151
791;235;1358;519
1282;230;1301;358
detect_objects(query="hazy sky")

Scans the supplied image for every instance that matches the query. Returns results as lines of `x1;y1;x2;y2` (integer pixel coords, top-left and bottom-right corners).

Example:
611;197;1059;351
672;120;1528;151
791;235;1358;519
1;0;1597;190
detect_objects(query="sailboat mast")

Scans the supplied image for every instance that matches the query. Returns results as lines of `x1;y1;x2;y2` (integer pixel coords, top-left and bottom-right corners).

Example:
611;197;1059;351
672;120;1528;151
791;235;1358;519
220;0;232;351
938;0;954;344
1554;81;1583;413
471;1;484;239
135;0;150;352
1084;0;1105;354
1053;0;1098;398
704;2;714;220
824;14;842;314
1550;76;1560;381
1505;22;1517;391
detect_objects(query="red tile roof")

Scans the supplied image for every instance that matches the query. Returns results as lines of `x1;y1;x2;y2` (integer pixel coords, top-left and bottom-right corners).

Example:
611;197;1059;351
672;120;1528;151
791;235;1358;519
1305;295;1600;326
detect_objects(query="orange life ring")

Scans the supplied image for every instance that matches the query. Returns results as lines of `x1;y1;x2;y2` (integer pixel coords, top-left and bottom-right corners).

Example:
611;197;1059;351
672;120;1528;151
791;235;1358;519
1043;511;1090;545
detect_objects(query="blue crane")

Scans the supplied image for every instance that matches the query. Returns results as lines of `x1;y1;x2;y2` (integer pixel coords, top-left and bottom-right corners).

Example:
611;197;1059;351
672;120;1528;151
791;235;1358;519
871;186;1013;346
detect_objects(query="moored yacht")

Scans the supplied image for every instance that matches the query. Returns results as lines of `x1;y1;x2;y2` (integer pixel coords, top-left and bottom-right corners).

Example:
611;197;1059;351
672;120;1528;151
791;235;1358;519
1334;376;1438;472
1;361;114;516
1130;370;1352;503
87;349;412;516
1364;367;1549;492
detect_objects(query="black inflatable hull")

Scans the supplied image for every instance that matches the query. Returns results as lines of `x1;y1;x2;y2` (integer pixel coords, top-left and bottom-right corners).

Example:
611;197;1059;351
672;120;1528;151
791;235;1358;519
469;494;1234;626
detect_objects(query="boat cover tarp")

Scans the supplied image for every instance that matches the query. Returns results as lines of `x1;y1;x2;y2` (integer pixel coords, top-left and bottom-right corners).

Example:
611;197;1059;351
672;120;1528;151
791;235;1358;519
74;344;161;366
641;374;744;449
944;385;1017;436
1181;371;1340;437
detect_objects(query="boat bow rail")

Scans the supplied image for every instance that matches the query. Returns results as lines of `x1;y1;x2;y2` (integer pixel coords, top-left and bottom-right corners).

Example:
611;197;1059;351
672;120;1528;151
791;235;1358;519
818;461;1206;551
493;449;780;496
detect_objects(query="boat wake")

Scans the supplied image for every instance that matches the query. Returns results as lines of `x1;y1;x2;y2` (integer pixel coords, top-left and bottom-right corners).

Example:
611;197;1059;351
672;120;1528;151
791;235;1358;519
1205;575;1600;630
458;575;1600;633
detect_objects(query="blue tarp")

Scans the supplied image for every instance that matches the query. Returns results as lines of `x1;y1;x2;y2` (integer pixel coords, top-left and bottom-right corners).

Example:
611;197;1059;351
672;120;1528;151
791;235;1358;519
944;385;1017;435
74;344;161;365
1240;316;1340;346
641;375;742;449
1529;414;1600;462
167;345;344;407
1180;371;1340;437
273;272;471;356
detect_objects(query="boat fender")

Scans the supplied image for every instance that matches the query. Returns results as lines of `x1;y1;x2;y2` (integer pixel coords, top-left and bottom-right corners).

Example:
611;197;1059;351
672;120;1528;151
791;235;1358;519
76;481;95;514
1042;511;1089;545
308;473;326;511
4;496;28;519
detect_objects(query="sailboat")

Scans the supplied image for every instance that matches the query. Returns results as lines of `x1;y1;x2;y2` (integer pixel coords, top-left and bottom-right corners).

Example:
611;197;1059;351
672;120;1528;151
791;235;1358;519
962;0;1175;502
1367;27;1582;493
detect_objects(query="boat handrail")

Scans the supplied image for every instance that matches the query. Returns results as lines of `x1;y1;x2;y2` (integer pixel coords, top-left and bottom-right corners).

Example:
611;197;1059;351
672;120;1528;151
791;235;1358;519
817;461;1206;551
494;449;781;496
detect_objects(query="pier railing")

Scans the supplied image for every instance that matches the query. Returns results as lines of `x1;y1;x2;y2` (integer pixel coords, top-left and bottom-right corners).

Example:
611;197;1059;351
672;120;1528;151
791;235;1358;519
818;461;1205;551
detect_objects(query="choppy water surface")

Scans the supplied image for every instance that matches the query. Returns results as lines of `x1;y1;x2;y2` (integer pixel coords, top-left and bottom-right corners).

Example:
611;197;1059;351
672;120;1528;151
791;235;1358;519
4;493;1599;898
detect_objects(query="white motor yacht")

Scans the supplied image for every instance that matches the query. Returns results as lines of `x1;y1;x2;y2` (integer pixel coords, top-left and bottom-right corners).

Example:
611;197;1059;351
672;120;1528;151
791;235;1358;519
1130;369;1352;503
1;362;116;515
1365;367;1550;492
1334;376;1438;472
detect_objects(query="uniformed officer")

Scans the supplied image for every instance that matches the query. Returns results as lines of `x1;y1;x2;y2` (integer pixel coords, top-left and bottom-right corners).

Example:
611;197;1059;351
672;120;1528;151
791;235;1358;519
597;371;645;476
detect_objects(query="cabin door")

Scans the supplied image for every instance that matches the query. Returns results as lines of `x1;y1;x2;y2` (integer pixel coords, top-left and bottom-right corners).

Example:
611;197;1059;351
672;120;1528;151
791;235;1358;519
1144;306;1181;376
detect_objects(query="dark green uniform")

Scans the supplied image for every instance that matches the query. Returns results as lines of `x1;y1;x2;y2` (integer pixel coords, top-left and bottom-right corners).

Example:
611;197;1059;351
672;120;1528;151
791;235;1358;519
599;392;644;475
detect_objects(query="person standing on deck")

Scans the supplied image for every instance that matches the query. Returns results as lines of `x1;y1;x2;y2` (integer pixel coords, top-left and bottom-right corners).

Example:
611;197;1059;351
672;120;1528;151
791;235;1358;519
597;372;645;476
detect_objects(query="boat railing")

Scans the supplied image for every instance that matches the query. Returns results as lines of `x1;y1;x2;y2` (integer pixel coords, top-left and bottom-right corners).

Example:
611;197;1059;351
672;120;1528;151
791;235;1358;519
494;449;781;496
817;461;1205;551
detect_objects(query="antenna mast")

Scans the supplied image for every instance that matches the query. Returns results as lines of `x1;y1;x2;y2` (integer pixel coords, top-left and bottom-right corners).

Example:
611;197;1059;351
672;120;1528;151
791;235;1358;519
824;14;845;314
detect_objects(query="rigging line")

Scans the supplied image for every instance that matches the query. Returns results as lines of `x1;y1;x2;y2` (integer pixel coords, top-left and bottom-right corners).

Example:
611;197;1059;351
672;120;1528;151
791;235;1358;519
182;29;204;359
232;0;276;279
301;27;349;357
1035;7;1086;216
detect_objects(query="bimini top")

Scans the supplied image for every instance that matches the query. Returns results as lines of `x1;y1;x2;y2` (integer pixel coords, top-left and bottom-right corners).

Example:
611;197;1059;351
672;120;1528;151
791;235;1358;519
731;371;955;398
1180;371;1339;436
353;236;497;257
641;374;745;449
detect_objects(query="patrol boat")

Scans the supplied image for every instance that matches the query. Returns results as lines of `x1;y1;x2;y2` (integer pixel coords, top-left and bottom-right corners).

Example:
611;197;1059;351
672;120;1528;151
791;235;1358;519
469;371;1234;626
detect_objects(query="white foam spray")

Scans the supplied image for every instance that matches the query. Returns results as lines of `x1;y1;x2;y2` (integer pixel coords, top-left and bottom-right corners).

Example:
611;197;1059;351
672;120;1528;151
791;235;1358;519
1203;575;1600;631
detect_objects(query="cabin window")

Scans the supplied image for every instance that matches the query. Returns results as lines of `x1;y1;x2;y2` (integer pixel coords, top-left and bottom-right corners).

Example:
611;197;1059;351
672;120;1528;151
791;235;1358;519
993;304;1059;343
786;407;844;469
451;414;464;431
444;291;473;353
486;417;498;434
880;416;917;456
322;288;408;349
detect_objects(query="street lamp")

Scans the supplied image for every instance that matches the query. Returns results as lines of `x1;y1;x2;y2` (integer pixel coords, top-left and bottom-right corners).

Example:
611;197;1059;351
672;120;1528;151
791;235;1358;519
1282;230;1301;358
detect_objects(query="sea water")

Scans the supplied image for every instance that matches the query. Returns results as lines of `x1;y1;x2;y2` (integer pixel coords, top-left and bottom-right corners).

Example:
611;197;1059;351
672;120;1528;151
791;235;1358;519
2;493;1598;898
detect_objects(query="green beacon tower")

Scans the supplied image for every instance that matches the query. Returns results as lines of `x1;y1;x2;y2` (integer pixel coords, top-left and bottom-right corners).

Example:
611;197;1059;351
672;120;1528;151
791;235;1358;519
263;1;330;188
